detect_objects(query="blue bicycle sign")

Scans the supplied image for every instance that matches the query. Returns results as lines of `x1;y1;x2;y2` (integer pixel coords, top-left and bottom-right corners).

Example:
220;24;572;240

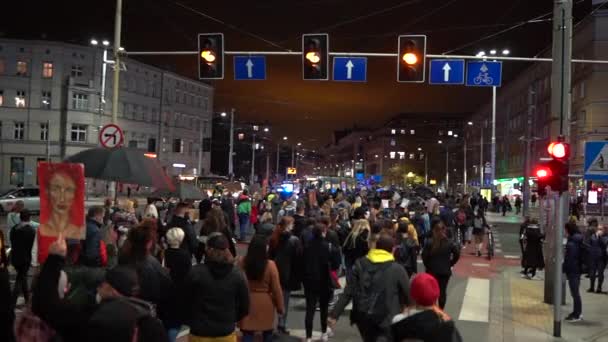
466;61;502;87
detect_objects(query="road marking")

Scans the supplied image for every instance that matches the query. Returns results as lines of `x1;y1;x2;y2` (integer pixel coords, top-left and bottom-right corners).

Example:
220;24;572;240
495;243;502;248
458;277;490;323
472;263;490;267
177;328;190;338
417;259;423;264
504;255;521;259
495;248;503;254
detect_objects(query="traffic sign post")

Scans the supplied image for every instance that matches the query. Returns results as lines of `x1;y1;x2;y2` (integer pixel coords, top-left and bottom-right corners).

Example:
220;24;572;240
466;61;502;87
234;56;266;80
584;141;608;180
333;57;367;82
99;124;124;149
429;59;465;85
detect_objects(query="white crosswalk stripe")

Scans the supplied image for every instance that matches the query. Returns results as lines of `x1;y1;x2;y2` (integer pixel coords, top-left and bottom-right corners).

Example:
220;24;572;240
458;277;490;323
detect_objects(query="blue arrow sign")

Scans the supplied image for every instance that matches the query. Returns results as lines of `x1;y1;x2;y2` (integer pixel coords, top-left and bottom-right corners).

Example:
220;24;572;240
234;56;266;80
585;141;608;180
429;59;465;85
333;57;367;82
466;61;502;87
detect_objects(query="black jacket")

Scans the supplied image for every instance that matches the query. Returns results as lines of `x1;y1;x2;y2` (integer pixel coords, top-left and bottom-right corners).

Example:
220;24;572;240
87;297;167;342
292;214;307;238
563;233;584;276
81;218;102;267
9;222;35;269
302;236;332;293
394;238;419;271
522;226;545;269
422;239;460;276
184;260;249;337
169;215;198;256
331;253;410;328
391;309;463;342
343;230;370;267
164;247;192;328
0;268;15;342
269;232;302;291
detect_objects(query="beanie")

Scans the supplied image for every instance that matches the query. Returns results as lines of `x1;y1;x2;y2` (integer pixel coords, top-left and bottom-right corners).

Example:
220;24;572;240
410;273;440;306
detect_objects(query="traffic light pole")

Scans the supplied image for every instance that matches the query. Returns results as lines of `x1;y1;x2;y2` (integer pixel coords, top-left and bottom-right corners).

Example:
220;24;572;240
108;0;122;202
228;108;235;179
250;134;256;186
522;82;537;217
491;86;497;194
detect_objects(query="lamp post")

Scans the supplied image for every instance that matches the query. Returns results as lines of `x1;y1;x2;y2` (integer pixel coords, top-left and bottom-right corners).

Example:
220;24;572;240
221;109;236;179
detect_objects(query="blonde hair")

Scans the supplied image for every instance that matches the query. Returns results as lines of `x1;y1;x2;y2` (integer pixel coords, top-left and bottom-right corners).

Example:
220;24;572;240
123;200;135;213
344;219;370;249
260;212;273;223
166;227;185;248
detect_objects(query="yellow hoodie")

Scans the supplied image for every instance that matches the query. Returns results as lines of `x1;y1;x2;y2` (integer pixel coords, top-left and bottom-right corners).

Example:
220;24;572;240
367;248;395;263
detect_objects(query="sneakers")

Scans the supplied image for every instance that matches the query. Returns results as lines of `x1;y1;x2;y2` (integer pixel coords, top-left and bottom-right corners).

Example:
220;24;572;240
565;314;583;322
327;327;334;338
306;339;313;342
321;332;329;342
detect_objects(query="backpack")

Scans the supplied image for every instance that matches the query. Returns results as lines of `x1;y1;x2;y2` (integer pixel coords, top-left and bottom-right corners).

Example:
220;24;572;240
354;259;391;325
394;241;413;268
455;210;466;225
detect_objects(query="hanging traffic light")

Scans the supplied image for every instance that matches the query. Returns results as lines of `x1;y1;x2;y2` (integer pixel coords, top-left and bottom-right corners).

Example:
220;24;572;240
397;35;427;83
198;33;224;79
302;34;329;80
535;138;570;195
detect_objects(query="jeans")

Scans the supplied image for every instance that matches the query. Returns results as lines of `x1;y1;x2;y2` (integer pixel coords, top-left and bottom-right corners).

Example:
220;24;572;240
567;274;582;317
12;265;30;306
431;273;450;309
241;330;273;342
238;213;250;240
167;327;180;342
277;288;290;330
589;258;606;291
304;289;329;338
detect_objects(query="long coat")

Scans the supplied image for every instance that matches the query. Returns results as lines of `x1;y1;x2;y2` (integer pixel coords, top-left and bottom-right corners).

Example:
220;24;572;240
523;226;545;269
238;260;284;331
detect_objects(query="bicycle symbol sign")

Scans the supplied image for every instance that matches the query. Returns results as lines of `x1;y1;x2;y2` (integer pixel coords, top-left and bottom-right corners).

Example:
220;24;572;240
466;61;502;87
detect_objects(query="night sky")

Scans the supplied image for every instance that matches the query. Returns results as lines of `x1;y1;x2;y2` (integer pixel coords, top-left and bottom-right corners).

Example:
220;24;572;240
1;0;592;146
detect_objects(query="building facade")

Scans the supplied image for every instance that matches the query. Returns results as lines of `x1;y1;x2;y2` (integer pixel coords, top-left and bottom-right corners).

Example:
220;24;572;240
466;9;608;195
0;38;213;189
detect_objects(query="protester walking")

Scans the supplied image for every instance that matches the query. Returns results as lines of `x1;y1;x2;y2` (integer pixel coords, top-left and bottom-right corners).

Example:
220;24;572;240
422;220;461;309
394;220;419;277
82;206;106;268
472;210;489;257
587;224;606;293
183;233;250;341
9;209;36;306
164;227;193;341
239;236;285;342
237;190;252;241
564;222;584;322
521;219;544;279
0;229;15;342
269;216;302;334
329;233;410;342
6;200;25;242
342;219;370;283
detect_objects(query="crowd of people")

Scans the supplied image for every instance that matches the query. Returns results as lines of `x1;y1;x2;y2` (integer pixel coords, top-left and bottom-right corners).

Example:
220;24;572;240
18;183;608;341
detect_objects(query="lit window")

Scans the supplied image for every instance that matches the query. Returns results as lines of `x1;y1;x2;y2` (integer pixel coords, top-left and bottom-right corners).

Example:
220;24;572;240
16;61;27;76
15;90;26;108
14;122;25;140
70;124;87;142
72;93;89;110
398;152;405;160
391;129;396;135
42;62;53;78
400;129;406;134
409;153;415;160
71;65;83;77
390;139;396;146
410;129;415;135
40;123;48;141
41;91;51;109
389;152;396;159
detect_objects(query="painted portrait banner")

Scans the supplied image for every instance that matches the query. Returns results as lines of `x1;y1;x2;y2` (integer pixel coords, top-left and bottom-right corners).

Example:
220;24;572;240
37;162;85;241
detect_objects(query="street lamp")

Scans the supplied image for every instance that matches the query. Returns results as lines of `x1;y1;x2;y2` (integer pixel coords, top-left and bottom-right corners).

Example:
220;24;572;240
221;112;227;117
283;136;288;141
90;39;99;46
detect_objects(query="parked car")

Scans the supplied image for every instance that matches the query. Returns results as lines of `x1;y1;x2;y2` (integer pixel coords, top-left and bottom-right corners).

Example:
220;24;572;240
0;187;40;215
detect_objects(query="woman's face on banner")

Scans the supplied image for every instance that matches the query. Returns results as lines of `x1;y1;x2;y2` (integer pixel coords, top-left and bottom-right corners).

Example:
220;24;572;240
48;172;76;216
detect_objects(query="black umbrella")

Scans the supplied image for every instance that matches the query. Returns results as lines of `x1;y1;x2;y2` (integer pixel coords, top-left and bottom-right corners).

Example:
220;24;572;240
66;147;174;190
152;182;204;200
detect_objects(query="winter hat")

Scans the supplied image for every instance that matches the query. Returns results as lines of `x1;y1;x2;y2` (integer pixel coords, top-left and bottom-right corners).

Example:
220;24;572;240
410;273;440;306
105;266;139;297
207;232;229;250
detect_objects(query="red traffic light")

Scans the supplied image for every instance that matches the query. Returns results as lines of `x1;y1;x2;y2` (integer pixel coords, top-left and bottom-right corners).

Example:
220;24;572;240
535;167;552;178
599;187;603;192
547;141;569;160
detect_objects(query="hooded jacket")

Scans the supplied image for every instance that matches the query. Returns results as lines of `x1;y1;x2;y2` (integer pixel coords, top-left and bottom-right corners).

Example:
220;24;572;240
392;309;463;342
184;259;250;337
269;231;302;291
9;221;36;269
563;232;584;276
422;238;460;276
331;249;410;328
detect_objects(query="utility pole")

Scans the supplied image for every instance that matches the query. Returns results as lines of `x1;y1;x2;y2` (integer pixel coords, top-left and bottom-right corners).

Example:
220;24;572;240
109;0;122;201
491;86;497;193
197;125;203;177
250;134;256;186
276;143;280;176
480;126;484;188
522;82;536;217
545;0;572;338
228;108;235;179
424;153;428;186
445;146;449;193
265;152;270;185
463;138;468;194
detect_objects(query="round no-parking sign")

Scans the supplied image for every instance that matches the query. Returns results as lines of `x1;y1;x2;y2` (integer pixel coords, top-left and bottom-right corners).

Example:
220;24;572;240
99;124;124;149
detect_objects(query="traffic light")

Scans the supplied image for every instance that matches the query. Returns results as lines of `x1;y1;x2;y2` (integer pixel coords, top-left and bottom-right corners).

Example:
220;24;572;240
397;35;427;83
534;139;570;195
198;33;224;79
302;34;329;80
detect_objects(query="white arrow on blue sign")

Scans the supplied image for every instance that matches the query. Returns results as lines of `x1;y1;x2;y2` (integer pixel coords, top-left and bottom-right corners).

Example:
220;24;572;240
429;59;465;85
333;57;367;82
234;56;266;80
466;61;502;87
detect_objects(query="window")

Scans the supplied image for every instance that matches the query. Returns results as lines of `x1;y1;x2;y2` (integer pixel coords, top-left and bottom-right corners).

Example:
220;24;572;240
15;90;26;107
16;60;27;76
390;139;396;146
410;129;415;135
40;122;48;140
0;90;3;106
14;122;25;140
173;138;183;153
42;62;53;78
400;129;406;134
398;152;405;160
188;141;194;156
131;104;138;118
389;151;396;159
0;59;5;74
72;93;89;110
70;124;87;142
390;129;396;135
71;65;83;77
147;138;156;152
10;157;24;186
128;140;138;148
409;153;415;160
41;91;51;109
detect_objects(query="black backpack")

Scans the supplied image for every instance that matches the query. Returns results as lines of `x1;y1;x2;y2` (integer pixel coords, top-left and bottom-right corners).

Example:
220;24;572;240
354;259;391;325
